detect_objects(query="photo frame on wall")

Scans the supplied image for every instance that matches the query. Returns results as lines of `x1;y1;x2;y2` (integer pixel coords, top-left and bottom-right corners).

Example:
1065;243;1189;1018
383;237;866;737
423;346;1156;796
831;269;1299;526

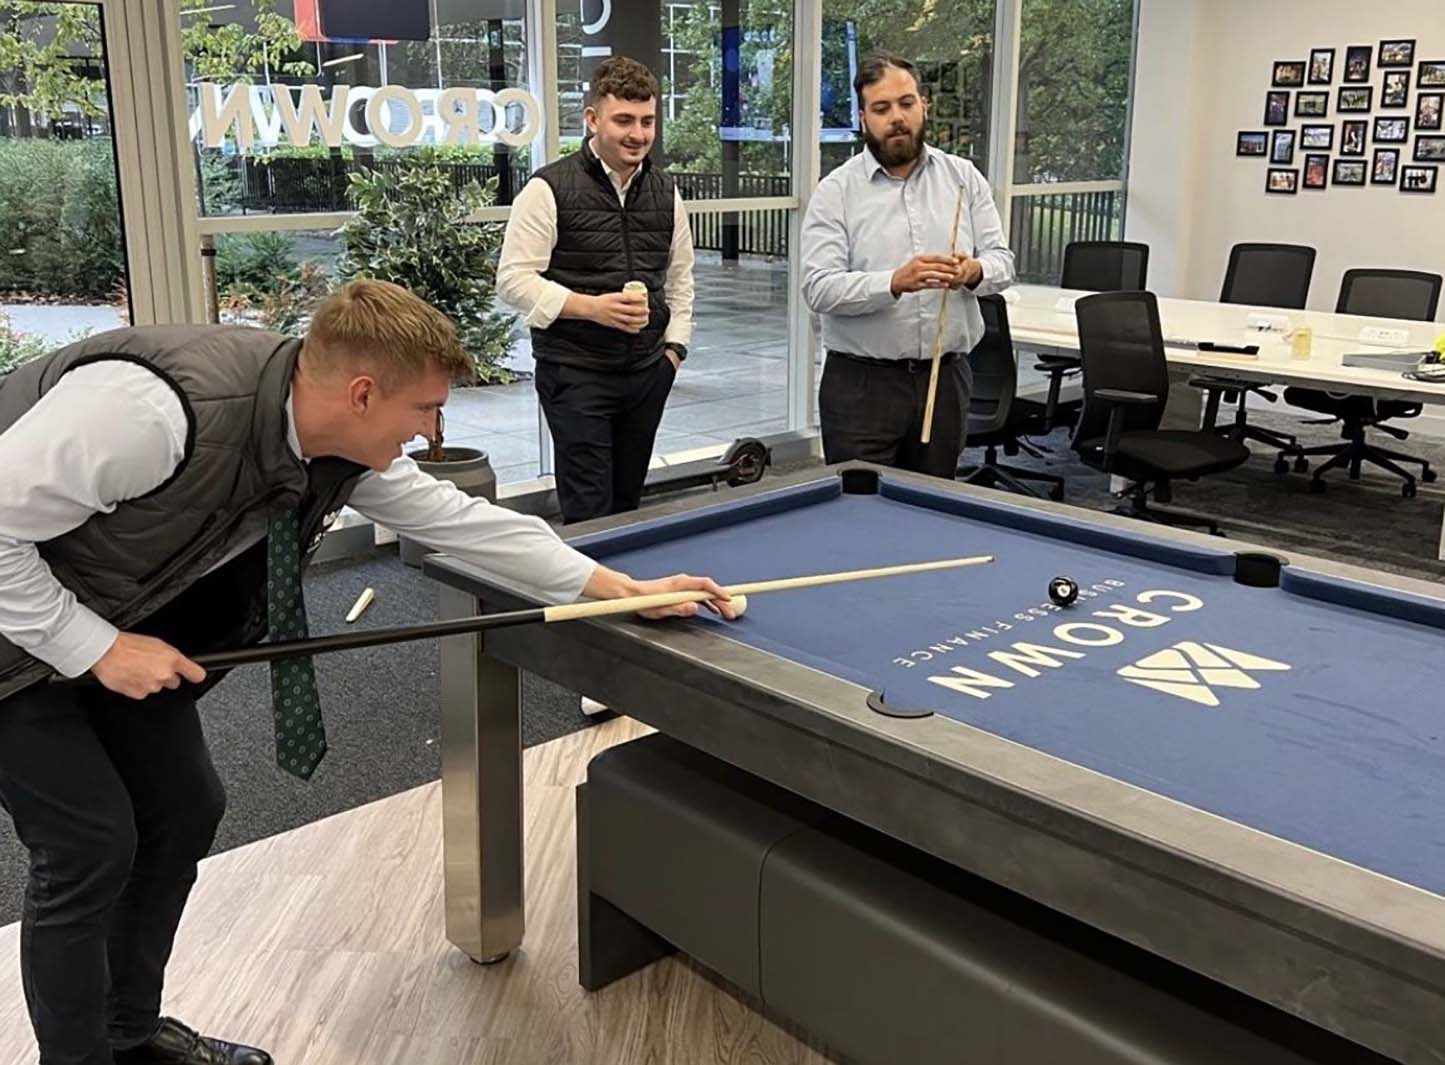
1344;45;1372;82
1415;136;1445;162
1294;92;1329;117
1265;91;1290;126
1308;48;1335;84
1400;164;1438;192
1378;39;1415;68
1372;147;1400;184
1303;154;1329;188
1272;60;1306;87
1419;60;1445;88
1236;131;1269;156
1333;159;1367;185
1382;70;1411;108
1341;120;1368;155
1338;86;1372;111
1374;116;1409;143
1300;124;1334;150
1271;129;1296;163
1267;168;1299;194
1419;93;1444;131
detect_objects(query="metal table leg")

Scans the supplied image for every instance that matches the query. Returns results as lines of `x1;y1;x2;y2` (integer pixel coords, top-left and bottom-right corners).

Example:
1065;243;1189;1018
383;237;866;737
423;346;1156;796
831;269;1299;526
438;583;524;963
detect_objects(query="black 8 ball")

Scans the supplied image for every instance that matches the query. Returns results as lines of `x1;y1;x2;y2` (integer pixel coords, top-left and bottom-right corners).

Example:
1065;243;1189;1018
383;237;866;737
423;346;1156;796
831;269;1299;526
1048;576;1080;607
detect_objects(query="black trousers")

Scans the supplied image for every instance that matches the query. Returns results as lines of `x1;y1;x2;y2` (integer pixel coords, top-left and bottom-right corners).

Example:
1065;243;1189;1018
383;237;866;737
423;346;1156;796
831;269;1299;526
819;351;971;479
536;356;676;524
0;680;226;1065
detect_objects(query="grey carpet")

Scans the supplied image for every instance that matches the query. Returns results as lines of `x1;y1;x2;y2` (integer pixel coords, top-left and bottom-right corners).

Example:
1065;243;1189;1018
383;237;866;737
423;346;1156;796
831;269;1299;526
2;409;1442;925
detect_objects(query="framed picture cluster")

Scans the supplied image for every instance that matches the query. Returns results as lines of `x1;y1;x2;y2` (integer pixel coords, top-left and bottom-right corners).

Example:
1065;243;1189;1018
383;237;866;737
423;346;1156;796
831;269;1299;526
1241;37;1442;195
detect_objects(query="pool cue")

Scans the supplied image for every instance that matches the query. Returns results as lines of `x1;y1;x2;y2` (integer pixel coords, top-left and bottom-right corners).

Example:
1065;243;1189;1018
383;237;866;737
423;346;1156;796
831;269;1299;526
920;184;967;445
87;555;994;675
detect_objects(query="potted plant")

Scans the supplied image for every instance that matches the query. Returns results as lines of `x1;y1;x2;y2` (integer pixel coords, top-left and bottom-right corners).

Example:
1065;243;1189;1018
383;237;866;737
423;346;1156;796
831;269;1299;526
399;410;497;566
335;152;515;564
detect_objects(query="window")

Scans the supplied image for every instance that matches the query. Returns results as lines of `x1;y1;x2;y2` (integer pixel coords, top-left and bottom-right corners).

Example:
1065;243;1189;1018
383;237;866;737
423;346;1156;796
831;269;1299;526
1009;0;1138;282
551;0;792;462
185;0;536;217
818;0;996;179
1;1;129;356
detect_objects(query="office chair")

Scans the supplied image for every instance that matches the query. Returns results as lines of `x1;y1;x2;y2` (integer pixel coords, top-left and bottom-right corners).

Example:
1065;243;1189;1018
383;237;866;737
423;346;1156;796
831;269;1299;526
1034;241;1154;431
1282;268;1442;497
1060;241;1150;292
1072;291;1251;534
957;295;1065;501
1193;243;1318;461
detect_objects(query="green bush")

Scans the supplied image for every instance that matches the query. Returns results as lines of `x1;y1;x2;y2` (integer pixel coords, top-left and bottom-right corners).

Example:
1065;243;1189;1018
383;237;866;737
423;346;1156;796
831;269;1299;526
0;137;124;300
0;312;50;375
197;148;243;215
338;152;516;384
214;231;300;298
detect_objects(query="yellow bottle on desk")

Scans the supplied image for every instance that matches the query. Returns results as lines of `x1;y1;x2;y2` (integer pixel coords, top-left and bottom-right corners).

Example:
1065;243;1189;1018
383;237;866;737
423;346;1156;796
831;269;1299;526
1289;326;1312;359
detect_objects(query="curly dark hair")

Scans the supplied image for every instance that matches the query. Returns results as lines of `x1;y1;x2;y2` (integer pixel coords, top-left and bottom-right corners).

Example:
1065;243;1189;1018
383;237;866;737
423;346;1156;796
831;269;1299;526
854;52;922;108
588;56;661;107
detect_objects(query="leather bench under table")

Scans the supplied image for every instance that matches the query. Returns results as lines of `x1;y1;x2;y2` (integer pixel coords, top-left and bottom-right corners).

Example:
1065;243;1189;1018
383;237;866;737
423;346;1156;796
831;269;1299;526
576;732;1381;1065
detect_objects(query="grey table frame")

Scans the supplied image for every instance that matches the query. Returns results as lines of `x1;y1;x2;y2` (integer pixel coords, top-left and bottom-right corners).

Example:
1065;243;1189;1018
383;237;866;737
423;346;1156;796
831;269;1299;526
424;463;1445;1065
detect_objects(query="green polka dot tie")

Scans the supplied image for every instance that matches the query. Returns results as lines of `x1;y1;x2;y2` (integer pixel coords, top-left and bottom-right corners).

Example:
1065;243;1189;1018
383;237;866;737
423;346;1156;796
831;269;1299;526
268;505;327;780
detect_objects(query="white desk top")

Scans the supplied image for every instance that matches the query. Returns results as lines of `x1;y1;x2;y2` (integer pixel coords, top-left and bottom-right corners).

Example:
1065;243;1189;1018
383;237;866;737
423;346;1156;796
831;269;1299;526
1005;285;1445;405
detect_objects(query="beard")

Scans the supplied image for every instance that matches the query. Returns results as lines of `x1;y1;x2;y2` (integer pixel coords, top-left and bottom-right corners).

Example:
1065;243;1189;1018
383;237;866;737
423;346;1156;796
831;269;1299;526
864;122;925;167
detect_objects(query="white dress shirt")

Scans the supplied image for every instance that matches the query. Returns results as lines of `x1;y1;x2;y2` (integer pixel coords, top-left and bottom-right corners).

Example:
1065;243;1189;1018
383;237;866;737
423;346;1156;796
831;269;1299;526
496;158;696;346
800;144;1015;360
0;361;599;678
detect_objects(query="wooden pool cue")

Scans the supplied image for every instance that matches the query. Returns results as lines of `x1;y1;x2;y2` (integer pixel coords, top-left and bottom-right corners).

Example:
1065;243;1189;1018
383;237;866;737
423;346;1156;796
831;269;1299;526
920;184;967;445
88;555;994;674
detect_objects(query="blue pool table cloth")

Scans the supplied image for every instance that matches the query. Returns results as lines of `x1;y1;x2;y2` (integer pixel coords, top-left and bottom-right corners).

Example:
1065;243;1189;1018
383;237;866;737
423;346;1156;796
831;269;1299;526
573;476;1445;895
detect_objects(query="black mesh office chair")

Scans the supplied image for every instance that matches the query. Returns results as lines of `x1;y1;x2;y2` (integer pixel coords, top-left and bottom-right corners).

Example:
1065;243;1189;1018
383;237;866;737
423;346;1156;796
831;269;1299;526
1072;291;1251;533
1033;242;1153;436
1193;243;1317;461
1282;269;1442;497
1060;240;1150;292
1220;243;1316;309
957;295;1065;501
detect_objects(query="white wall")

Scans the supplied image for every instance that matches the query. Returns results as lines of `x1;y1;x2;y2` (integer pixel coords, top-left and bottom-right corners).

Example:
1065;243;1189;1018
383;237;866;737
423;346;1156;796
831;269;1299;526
1126;0;1445;317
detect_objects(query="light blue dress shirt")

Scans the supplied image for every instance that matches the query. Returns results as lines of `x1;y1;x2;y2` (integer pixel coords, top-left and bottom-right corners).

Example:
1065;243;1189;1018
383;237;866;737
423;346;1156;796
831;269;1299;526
801;144;1015;361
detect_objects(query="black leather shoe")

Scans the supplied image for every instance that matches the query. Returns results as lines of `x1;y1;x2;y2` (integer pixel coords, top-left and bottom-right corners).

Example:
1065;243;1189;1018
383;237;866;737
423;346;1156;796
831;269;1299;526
114;1017;273;1065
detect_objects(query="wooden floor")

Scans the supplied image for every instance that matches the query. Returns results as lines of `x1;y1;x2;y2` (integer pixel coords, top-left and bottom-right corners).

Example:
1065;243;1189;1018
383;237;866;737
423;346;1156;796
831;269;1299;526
0;717;838;1065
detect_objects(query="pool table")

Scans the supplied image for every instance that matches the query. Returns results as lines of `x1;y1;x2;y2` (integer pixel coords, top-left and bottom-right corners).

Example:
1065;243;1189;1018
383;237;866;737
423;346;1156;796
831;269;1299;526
423;464;1445;1065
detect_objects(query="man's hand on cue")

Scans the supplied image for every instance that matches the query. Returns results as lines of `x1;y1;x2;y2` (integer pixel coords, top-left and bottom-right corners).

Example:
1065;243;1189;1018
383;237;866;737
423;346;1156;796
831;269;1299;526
891;254;962;296
91;632;207;699
584;565;743;621
947;255;982;289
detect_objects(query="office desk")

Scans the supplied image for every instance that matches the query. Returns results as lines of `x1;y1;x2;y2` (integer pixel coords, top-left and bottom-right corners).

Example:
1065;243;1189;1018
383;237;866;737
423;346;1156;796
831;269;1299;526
1004;285;1445;557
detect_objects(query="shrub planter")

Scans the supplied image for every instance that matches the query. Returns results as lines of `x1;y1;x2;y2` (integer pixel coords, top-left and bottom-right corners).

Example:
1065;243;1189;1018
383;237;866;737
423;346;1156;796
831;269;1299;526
398;446;497;567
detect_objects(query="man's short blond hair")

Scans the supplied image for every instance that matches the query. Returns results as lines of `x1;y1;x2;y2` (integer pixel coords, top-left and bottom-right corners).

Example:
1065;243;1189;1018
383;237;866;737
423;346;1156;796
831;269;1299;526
302;279;472;386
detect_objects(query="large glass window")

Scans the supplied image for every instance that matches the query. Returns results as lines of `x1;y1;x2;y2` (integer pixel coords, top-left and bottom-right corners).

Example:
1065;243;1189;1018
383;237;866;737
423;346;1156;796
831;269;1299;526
1;1;129;366
1009;0;1137;282
186;1;542;486
552;0;791;462
186;0;534;217
817;0;996;179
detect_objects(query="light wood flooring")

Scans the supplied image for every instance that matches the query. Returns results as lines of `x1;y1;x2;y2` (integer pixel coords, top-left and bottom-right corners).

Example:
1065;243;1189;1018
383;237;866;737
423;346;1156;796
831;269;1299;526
0;717;838;1065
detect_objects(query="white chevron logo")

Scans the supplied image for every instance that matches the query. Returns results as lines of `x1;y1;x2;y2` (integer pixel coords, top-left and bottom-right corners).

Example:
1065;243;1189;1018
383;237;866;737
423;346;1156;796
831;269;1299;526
1117;642;1291;707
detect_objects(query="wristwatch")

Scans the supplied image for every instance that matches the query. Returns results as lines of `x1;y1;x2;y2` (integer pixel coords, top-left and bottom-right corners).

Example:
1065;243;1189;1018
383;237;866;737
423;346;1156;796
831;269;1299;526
664;343;688;363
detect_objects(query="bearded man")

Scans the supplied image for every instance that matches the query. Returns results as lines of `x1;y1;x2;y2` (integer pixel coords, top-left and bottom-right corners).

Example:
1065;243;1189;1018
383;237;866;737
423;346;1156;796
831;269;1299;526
800;52;1016;478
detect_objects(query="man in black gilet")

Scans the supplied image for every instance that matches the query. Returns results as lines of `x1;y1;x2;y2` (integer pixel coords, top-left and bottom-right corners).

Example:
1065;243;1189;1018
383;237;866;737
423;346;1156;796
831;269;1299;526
0;280;734;1065
498;56;695;524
